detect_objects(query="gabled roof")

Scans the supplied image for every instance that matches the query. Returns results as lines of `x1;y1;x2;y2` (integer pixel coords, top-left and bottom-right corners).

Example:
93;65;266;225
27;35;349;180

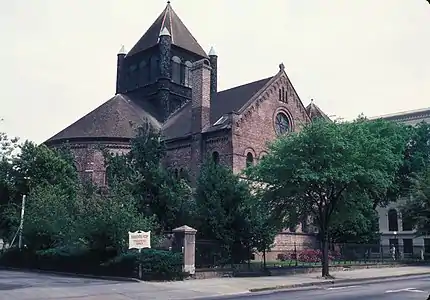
46;94;161;143
127;2;208;58
306;101;331;121
161;77;273;140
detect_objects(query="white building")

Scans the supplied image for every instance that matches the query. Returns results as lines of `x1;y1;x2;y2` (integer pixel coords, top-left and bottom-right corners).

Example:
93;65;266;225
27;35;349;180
371;107;430;257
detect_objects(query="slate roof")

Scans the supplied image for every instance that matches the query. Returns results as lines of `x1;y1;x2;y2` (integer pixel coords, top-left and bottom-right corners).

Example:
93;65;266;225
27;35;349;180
161;77;273;140
127;2;208;58
306;101;331;121
46;94;161;143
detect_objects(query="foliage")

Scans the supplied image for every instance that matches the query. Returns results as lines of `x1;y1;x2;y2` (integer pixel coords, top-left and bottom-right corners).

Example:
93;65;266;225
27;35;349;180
104;249;184;280
73;184;158;252
329;192;380;244
105;125;193;232
0;247;183;281
194;159;257;264
377;122;430;207
248;118;409;276
401;169;430;236
0;142;79;243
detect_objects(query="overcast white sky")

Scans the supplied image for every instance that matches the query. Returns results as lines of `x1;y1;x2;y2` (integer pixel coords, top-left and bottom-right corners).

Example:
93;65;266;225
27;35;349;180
0;0;429;143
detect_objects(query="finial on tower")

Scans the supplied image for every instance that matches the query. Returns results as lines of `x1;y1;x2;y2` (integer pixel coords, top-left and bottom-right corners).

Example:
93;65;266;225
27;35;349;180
167;1;171;4
209;46;217;56
279;63;285;71
159;27;171;37
311;98;314;103
118;45;127;55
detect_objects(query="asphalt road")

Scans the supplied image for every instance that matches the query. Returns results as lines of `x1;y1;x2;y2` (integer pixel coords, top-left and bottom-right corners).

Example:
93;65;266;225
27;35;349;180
2;269;430;300
217;276;430;300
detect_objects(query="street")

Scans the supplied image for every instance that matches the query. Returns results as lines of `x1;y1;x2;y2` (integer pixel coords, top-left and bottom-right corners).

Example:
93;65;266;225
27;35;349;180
216;276;430;300
1;269;430;299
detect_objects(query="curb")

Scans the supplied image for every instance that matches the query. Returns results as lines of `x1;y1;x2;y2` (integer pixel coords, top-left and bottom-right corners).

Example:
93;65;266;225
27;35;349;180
249;272;430;292
0;266;141;283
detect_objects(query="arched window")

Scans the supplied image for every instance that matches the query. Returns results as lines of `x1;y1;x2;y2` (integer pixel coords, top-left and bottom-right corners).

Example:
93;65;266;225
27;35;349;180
212;151;220;164
278;89;282;101
282;87;285;102
184;61;192;87
150;56;159;82
388;209;399;232
171;56;181;84
246;152;254;168
274;112;290;136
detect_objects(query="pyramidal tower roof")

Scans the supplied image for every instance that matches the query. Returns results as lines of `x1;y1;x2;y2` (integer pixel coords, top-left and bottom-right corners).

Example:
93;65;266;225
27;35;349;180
127;2;208;58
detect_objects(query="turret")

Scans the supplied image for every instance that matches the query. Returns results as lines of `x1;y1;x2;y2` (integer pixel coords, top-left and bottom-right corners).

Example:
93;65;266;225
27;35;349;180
208;47;218;99
159;27;172;80
116;45;127;94
158;27;172;119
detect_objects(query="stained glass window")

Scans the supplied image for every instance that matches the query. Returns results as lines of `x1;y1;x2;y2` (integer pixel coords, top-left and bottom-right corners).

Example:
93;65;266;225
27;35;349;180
275;113;290;135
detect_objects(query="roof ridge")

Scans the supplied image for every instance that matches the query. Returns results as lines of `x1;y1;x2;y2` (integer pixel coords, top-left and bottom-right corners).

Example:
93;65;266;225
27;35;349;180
217;76;273;94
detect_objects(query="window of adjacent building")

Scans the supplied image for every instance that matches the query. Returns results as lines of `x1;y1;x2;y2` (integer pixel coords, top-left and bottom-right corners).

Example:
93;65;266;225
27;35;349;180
172;56;181;84
184;61;192;87
274;112;290;136
403;238;413;254
212;151;220;164
174;168;179;179
402;214;414;231
425;239;430;253
388;209;399;232
246;152;254;168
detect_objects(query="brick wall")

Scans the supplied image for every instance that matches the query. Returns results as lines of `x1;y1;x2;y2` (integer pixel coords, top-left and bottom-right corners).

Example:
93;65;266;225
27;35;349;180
231;74;310;174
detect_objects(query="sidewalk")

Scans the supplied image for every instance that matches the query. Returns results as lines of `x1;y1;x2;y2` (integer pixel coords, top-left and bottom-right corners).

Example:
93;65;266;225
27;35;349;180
146;265;430;297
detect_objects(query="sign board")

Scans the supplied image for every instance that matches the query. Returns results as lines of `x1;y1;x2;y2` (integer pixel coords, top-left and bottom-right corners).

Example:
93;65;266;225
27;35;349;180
128;231;151;250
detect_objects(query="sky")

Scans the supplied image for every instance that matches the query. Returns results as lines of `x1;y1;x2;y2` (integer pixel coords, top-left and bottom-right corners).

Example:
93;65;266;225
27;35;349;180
0;0;429;143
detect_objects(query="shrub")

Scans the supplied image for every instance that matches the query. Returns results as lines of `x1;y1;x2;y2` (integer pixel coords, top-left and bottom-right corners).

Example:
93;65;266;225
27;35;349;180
0;247;184;281
297;249;339;263
104;249;185;280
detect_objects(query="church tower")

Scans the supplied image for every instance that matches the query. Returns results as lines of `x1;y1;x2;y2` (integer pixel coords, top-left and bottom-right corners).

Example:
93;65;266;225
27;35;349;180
116;1;209;121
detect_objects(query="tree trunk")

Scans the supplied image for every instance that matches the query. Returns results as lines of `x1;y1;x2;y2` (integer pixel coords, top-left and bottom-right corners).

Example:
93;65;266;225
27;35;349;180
263;249;267;270
321;231;330;277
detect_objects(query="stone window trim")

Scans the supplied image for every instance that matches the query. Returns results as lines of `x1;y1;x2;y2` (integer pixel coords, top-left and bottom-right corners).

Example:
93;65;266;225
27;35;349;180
243;147;257;160
272;107;294;135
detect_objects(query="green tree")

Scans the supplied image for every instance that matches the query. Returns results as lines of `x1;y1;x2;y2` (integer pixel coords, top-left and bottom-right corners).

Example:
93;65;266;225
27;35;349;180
73;184;158;252
248;119;409;277
329;193;380;244
401;169;430;236
194;160;256;265
105;124;193;232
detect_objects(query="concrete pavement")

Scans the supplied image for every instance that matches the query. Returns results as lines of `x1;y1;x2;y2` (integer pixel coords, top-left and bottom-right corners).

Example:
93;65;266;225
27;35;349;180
1;266;430;299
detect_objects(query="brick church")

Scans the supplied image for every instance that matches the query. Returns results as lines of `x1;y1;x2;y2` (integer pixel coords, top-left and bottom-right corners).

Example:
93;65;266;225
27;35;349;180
45;1;329;186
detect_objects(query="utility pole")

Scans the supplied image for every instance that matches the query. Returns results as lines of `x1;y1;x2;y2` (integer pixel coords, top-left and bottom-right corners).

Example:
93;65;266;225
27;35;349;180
18;194;26;249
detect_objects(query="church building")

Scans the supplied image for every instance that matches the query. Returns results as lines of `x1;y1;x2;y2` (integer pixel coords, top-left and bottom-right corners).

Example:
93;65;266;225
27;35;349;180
45;1;328;186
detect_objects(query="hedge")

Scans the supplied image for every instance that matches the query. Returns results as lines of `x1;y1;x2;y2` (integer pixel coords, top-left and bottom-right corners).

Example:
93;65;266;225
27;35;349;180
0;247;185;281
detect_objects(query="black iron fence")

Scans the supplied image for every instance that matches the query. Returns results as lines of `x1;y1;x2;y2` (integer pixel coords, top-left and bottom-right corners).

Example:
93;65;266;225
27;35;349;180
195;240;429;271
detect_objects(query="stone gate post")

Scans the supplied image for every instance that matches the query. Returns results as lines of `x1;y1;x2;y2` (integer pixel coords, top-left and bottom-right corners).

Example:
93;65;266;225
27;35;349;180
172;225;197;275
